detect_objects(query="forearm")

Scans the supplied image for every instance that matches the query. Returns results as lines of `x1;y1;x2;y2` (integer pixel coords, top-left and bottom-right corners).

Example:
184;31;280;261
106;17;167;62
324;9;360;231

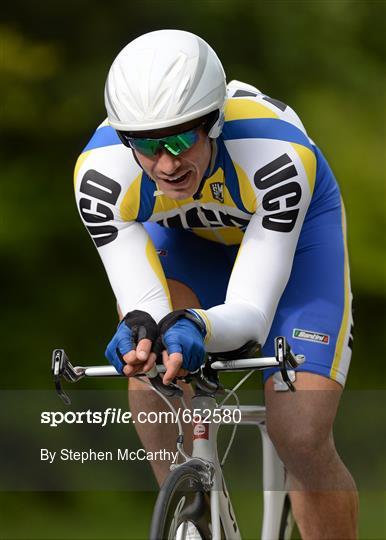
97;222;172;322
192;215;301;352
195;301;269;352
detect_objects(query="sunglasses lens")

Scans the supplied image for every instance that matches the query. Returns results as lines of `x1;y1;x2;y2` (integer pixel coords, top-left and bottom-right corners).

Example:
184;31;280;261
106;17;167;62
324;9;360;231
163;130;199;156
120;127;199;157
129;139;161;157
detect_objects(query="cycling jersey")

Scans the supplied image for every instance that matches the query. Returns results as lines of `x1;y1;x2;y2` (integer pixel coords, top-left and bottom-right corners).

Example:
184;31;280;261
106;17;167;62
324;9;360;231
74;80;353;385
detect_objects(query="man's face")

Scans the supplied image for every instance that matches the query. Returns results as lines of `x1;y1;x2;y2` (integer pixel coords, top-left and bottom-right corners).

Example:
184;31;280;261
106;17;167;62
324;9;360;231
133;127;212;200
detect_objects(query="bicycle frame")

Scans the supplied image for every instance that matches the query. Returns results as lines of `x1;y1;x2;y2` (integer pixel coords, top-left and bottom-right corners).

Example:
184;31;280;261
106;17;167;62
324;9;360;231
183;394;290;540
51;336;303;539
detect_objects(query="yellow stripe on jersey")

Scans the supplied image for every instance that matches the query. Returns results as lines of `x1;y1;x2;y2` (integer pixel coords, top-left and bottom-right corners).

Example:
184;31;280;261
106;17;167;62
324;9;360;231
192;228;245;245
330;199;351;383
218;228;244;245
73;151;91;189
291;143;317;194
191;230;222;243
194;309;212;343
225;98;279;121
153;190;190;215
200;168;225;201
232;242;243;269
201;167;240;211
145;238;172;310
233;162;258;213
200;167;245;214
120;173;143;221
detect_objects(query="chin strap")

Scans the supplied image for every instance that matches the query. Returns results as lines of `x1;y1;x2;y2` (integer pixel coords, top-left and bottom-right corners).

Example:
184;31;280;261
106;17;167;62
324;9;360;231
192;139;218;200
129;147;162;196
192;180;205;200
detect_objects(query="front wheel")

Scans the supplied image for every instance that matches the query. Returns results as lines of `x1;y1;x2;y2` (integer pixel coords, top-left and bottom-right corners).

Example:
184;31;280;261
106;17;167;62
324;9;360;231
150;462;223;540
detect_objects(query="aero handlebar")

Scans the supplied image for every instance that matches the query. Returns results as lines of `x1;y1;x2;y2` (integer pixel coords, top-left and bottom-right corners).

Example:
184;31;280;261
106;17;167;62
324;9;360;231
51;336;305;405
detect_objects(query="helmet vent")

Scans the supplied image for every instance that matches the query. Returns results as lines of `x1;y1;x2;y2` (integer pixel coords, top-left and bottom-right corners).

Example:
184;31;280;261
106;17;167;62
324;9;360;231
105;30;226;133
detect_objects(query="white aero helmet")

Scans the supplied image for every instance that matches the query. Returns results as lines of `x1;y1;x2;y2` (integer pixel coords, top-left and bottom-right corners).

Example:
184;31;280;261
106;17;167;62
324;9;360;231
104;29;226;138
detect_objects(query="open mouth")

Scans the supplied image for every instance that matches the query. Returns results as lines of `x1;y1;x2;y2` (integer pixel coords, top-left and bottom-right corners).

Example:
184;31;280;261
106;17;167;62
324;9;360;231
161;171;191;185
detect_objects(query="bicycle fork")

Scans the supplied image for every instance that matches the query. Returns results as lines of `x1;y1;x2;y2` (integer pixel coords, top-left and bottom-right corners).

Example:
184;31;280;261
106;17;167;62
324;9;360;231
178;393;292;540
190;394;242;540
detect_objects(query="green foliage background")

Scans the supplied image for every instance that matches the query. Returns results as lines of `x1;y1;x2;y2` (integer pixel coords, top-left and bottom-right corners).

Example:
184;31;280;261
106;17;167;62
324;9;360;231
1;1;385;538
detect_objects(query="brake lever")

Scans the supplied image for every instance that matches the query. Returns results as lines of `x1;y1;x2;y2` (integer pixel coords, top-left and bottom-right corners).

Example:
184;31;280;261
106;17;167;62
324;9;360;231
178;360;224;396
275;337;296;392
146;364;183;397
51;349;77;405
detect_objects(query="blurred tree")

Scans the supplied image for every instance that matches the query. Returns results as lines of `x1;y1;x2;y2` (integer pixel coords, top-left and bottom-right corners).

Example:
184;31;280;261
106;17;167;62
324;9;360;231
1;0;385;388
1;3;384;539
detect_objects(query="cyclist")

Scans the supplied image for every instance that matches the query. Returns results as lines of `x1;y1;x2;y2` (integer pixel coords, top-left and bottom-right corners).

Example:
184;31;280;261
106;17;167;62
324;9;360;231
74;30;358;538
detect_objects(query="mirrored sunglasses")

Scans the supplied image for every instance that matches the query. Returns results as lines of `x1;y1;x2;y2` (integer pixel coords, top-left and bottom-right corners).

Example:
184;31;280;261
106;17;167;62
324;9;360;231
117;127;200;157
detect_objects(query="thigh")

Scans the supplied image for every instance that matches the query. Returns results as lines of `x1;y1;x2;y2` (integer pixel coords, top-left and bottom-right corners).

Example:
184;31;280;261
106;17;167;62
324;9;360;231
262;204;353;387
144;222;238;309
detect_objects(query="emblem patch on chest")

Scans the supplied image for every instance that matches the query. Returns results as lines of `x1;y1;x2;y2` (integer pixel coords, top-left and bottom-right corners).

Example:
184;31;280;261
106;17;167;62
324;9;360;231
210;182;224;203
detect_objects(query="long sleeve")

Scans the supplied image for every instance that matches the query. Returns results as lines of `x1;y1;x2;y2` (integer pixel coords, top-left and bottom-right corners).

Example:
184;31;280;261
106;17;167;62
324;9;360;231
195;142;316;352
74;137;172;322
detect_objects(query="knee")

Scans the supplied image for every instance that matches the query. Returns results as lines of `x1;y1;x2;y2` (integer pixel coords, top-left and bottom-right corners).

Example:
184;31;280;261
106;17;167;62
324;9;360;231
266;416;334;469
167;279;201;310
128;376;159;403
128;376;147;390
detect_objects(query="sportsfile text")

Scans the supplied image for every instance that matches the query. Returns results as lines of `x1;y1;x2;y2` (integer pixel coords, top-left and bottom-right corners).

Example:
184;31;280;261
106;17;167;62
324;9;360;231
41;408;133;427
41;407;241;427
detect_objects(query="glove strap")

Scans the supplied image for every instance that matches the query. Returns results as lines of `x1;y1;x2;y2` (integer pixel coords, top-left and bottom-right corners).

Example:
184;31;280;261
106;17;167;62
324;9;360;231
121;310;158;343
158;309;206;337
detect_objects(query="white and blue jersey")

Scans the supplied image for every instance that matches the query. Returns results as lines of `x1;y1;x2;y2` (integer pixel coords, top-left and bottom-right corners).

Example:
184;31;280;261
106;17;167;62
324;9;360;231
74;80;353;385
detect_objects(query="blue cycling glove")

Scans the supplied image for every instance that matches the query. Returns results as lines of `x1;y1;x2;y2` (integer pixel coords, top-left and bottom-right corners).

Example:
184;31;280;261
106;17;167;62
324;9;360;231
158;310;207;372
105;310;158;373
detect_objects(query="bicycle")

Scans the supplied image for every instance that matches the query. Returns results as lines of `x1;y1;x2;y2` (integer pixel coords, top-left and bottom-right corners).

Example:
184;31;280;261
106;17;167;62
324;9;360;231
52;336;305;540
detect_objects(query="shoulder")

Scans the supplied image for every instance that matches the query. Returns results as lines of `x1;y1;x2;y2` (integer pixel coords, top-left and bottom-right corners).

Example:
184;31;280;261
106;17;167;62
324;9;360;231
74;119;142;193
220;81;317;205
73;120;150;222
222;81;313;157
224;80;308;135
